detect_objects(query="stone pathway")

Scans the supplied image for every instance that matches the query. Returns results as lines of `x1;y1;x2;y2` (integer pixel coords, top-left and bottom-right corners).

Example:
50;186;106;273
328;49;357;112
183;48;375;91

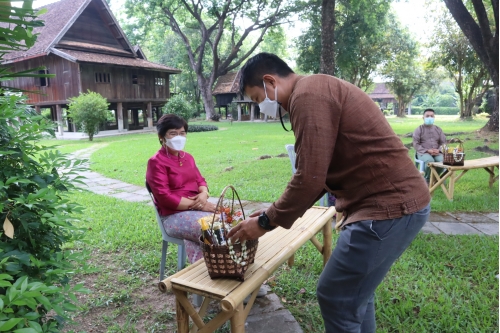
70;146;499;333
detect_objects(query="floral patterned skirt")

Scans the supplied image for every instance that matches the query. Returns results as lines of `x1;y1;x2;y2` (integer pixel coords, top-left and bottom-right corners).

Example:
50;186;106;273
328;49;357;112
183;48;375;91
160;211;214;264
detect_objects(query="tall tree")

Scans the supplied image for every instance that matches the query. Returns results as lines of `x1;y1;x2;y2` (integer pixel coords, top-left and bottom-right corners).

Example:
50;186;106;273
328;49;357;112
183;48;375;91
430;9;490;119
442;0;498;131
320;0;335;75
125;0;300;120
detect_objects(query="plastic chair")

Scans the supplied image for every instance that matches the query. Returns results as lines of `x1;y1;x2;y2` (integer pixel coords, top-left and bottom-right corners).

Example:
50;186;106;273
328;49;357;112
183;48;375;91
415;153;425;173
145;181;186;281
285;144;328;206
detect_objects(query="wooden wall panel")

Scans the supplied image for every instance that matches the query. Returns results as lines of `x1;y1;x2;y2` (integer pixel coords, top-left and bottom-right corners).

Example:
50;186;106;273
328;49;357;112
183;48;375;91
3;54;80;105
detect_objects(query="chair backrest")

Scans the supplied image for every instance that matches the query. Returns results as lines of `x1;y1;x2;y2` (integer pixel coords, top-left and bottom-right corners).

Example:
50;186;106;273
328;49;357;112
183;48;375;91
285;144;297;174
145;181;183;244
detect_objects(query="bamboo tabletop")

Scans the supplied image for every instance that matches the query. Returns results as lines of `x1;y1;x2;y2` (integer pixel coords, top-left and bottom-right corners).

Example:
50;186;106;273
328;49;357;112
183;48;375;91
160;206;336;311
428;156;499;171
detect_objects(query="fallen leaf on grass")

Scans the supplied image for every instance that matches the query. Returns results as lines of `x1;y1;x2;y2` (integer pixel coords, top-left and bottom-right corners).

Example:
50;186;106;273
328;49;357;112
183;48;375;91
444;263;455;268
413;306;420;315
298;288;306;294
281;297;287;303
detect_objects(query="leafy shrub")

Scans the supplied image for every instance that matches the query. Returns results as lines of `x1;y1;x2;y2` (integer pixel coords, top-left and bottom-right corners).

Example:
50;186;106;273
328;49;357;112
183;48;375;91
210;113;221;121
0;93;89;332
188;125;218;132
164;94;194;121
383;109;391;116
67;90;109;141
411;106;459;115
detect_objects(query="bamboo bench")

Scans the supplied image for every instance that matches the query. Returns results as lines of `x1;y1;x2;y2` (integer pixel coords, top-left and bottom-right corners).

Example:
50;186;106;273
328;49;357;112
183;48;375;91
429;156;499;201
159;206;336;333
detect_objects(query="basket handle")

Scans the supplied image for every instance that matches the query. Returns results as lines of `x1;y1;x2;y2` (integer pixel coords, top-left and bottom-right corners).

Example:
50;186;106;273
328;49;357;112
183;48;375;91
210;185;246;233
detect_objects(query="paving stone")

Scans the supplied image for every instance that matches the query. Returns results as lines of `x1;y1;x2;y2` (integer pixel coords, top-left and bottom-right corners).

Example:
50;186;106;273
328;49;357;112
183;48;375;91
427;212;457;222
432;222;482;235
92;178;122;186
481;213;499;222
467;223;498;235
248;293;284;316
132;188;150;196
245;309;303;333
110;192;147;202
420;222;442;234
114;185;145;192
108;182;136;190
451;212;496;224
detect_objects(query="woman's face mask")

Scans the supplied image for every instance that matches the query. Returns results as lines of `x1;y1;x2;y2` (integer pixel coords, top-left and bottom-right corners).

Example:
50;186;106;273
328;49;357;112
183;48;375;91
165;135;187;151
259;81;279;118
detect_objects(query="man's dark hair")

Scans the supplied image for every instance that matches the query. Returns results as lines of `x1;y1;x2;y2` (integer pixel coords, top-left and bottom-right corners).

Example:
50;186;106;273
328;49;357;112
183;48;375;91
156;114;188;140
424;108;435;114
239;53;294;95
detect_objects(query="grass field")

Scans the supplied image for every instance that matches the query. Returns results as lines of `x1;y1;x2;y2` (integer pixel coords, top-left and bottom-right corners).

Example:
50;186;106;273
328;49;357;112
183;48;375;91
40;115;499;212
64;190;499;333
40;115;498;332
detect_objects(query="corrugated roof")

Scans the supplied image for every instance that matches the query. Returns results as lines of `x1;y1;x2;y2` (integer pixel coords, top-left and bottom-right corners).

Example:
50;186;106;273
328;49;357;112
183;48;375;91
213;71;240;95
55;48;181;73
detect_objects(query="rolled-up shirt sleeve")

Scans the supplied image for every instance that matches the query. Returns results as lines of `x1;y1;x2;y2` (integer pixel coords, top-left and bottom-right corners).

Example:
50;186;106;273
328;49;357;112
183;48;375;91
146;158;182;210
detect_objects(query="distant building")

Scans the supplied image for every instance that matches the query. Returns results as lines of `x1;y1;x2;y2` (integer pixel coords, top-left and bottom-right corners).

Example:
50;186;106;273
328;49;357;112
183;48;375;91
368;83;396;110
212;71;258;121
1;0;181;135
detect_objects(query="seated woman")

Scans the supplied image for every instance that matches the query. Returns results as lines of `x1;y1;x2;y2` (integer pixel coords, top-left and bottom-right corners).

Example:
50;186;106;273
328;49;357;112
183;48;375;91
146;114;217;264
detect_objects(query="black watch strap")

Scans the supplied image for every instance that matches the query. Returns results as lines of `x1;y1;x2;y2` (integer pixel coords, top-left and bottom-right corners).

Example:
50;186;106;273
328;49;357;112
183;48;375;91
258;212;276;231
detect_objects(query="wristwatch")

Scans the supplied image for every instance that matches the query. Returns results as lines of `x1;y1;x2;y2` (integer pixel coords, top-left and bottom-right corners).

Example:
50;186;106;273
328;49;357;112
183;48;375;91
258;212;276;231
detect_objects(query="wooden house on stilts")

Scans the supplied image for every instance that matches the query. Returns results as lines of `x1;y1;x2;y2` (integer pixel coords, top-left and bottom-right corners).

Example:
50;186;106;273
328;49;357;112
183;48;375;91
1;0;181;136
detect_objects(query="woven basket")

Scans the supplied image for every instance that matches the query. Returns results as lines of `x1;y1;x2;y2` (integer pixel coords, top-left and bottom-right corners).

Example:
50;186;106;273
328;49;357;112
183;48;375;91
443;139;465;166
200;185;258;281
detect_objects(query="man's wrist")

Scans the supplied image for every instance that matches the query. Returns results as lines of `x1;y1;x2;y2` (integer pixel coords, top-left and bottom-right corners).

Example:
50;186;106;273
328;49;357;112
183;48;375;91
258;211;276;231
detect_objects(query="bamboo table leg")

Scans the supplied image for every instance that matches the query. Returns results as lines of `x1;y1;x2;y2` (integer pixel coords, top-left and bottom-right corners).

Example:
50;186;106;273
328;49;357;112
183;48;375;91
322;216;332;267
229;303;245;333
175;290;190;333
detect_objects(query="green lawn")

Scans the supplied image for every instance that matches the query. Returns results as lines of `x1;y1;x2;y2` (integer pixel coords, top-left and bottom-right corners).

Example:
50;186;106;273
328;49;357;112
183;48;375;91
42;115;498;212
66;190;499;333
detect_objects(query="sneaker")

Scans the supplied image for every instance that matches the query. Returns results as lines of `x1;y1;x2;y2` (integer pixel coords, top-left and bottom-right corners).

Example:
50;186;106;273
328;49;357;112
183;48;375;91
243;286;267;304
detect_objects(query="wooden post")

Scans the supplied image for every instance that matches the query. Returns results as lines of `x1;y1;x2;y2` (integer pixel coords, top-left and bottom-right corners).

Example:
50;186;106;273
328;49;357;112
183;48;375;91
147;102;153;128
237;103;242;122
250;104;255;121
34;105;41;114
56;104;63;136
123;105;129;130
117;102;124;132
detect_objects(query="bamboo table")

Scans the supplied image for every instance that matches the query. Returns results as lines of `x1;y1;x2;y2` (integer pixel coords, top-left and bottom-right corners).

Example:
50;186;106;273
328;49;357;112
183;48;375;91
429;156;499;201
159;206;336;333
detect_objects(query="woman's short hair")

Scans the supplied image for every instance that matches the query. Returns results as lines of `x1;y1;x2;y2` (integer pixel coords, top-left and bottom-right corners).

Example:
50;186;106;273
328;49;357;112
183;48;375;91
156;114;188;139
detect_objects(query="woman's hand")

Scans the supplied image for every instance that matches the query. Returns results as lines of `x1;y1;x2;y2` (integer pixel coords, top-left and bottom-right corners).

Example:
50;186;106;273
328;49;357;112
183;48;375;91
188;192;208;210
201;201;217;213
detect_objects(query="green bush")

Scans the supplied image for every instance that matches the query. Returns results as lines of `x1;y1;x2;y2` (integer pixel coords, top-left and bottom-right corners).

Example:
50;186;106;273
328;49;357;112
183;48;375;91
67;90;109;141
411;106;459;115
0;93;89;332
188;125;219;132
437;94;457;107
164;94;194;121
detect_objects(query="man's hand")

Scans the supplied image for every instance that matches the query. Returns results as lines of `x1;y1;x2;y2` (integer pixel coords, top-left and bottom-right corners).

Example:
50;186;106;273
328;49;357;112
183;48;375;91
227;209;267;243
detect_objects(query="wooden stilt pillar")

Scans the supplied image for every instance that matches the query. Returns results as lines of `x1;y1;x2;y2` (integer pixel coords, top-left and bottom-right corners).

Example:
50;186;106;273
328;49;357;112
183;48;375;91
117;102;124;132
250;103;255;121
237;103;242;122
56;104;63;136
35;105;41;114
147;102;153;128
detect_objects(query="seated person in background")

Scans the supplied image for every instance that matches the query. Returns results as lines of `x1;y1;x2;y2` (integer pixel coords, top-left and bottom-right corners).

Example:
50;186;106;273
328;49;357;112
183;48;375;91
412;108;447;183
146;114;217;264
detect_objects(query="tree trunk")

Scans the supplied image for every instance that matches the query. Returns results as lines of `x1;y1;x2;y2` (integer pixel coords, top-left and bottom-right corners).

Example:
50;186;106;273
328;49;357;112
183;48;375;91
483;86;499;131
89;134;93;141
397;98;406;117
320;0;336;75
198;76;215;120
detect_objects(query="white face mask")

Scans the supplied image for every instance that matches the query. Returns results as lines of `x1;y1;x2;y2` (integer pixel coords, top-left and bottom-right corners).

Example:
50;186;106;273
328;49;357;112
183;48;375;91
165;135;186;151
259;81;279;118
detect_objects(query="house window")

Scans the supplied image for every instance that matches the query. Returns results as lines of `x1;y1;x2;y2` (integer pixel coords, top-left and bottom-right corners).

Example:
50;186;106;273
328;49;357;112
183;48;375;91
155;77;165;86
38;69;49;87
95;72;111;83
132;74;145;85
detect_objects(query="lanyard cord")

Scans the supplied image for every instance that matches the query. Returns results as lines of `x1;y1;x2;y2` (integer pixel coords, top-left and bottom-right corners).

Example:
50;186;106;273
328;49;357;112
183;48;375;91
278;103;291;132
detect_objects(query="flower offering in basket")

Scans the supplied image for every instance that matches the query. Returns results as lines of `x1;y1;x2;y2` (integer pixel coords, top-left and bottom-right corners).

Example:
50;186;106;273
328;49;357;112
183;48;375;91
197;185;258;281
442;139;465;166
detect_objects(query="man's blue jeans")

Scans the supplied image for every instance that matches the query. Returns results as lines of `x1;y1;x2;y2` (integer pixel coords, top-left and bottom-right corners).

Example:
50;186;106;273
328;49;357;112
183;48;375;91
317;204;430;333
